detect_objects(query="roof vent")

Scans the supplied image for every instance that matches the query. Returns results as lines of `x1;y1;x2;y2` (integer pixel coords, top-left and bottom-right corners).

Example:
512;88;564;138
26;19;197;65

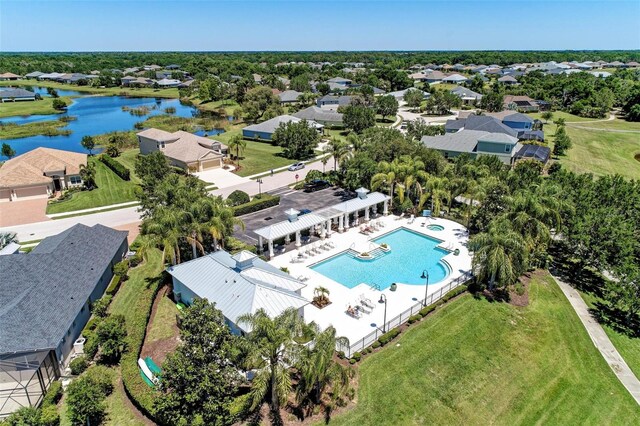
231;250;258;271
355;187;370;199
285;208;300;222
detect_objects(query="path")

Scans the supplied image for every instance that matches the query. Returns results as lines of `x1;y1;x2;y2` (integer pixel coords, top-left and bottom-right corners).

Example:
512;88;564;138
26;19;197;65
566;113;615;125
553;275;640;405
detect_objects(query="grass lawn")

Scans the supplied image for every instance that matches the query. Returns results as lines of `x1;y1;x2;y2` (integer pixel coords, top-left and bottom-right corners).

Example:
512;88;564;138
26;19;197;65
568;117;640;131
529;111;597;123
46;157;139;214
330;272;639;425
0;96;72;118
115;149;142;183
190;98;240;116
146;294;179;344
0;79;179;98
0;118;72;139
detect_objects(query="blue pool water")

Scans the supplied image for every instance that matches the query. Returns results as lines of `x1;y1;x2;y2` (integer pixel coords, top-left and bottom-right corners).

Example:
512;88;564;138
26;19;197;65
310;228;450;289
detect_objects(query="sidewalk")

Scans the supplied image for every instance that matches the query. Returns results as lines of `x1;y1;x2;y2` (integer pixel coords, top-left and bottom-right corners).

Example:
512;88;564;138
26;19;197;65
553;275;640;405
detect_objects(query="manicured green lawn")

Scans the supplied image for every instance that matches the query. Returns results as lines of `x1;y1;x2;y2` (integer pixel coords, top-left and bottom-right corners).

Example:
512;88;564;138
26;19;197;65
0;96;72;118
216;129;294;177
190;98;240;116
530;111;597;123
146;294;179;344
569;117;640;131
46;157;139;214
0;79;179;98
115;149;142;183
330;272;639;425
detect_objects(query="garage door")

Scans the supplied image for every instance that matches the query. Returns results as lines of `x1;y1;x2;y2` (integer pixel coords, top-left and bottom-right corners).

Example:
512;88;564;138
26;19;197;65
201;159;221;170
15;186;48;200
0;189;11;202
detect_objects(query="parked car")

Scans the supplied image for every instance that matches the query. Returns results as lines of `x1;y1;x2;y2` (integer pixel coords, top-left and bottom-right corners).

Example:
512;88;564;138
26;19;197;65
303;179;331;192
299;208;312;216
288;162;305;171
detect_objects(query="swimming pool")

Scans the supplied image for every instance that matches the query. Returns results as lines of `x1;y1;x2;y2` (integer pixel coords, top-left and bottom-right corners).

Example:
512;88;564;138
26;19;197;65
310;228;450;289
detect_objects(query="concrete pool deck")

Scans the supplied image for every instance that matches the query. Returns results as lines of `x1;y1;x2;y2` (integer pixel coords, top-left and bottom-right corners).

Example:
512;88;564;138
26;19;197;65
268;214;472;349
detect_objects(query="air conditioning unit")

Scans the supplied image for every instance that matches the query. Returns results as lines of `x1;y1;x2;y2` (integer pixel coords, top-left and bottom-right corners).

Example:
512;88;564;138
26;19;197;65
73;336;86;354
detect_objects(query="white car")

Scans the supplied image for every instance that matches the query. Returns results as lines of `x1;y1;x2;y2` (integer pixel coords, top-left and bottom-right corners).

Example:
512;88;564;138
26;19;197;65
288;162;305;171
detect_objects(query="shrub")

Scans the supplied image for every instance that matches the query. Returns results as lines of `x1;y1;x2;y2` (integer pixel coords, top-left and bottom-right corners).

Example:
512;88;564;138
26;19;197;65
337;351;345;359
113;259;129;280
129;253;142;268
408;314;422;324
441;285;467;302
66;366;114;426
371;341;381;349
2;406;41;425
348;358;357;365
83;332;99;359
226;190;250;207
91;295;112;318
515;283;525;296
84;317;100;331
39;405;60;426
352;352;362;362
42;380;63;407
83;365;115;395
70;356;89;376
106;275;122;296
99;154;131;180
231;194;280;216
96;314;127;364
377;328;401;346
419;305;436;317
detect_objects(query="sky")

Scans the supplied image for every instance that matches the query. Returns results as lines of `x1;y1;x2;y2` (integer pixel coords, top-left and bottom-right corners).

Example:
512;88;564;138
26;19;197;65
1;1;639;52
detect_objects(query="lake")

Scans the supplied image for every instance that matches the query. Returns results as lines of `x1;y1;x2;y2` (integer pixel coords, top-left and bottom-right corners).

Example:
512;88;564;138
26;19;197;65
0;95;225;159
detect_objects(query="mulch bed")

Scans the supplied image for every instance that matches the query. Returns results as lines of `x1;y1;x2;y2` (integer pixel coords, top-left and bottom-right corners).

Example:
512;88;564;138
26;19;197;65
140;286;180;366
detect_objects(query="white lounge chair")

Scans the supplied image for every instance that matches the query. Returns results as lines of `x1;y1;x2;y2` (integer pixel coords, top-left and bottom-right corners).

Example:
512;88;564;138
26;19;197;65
360;294;374;309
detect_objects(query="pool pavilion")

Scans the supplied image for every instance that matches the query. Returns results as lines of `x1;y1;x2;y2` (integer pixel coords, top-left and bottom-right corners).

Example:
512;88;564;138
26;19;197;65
254;188;390;258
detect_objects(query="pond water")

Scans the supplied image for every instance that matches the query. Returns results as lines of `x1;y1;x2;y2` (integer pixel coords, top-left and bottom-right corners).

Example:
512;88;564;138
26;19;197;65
0;95;225;159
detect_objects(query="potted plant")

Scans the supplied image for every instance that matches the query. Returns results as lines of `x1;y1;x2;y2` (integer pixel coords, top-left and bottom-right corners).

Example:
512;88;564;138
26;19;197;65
379;243;391;252
312;286;331;308
390;283;398;292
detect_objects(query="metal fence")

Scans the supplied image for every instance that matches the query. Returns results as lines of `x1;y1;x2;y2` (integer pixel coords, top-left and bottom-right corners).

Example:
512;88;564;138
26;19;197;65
337;271;473;358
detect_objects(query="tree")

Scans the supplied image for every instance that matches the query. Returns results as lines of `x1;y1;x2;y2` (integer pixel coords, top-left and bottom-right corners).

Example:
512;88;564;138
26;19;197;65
66;367;114;426
1;142;16;159
81;135;96;155
46;87;58;98
423;90;462;115
343;105;375;133
375;95;398;120
135;151;170;189
541;111;554;123
52;98;67;110
95;314;127;364
403;88;424;110
327;137;349;171
316;82;330;96
242;86;282;122
154;299;238;426
227;134;247;165
227;189;250;206
0;232;17;250
552;125;572;156
272;119;319;159
79;163;96;190
469;219;527;290
480;90;504;112
238;308;309;419
405;118;444;140
290;74;310;92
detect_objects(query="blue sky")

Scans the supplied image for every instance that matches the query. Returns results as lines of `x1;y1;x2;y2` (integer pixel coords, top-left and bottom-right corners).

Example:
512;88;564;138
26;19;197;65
1;1;639;51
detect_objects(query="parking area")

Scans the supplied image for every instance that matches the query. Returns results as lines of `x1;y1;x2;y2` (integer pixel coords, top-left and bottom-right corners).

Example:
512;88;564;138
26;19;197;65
235;186;354;245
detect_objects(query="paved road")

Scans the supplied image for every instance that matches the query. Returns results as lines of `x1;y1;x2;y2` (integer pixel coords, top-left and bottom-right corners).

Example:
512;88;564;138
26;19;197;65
553;275;640;405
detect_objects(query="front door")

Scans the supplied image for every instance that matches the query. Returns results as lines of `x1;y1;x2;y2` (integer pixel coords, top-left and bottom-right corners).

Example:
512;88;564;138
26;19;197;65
53;178;61;191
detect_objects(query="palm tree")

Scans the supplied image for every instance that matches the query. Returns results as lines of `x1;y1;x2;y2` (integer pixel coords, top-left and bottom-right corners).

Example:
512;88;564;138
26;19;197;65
238;308;309;418
296;325;351;415
425;176;449;216
327;137;349;171
79;163;96;189
321;154;329;173
227;134;247;166
469;219;527;290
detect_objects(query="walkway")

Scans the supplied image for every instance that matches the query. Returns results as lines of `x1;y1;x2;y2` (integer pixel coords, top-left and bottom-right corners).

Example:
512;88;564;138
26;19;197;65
553;275;640;405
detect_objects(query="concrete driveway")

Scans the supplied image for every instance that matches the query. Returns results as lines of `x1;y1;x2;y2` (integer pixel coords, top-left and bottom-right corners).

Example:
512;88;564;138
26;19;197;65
194;168;251;188
0;199;50;227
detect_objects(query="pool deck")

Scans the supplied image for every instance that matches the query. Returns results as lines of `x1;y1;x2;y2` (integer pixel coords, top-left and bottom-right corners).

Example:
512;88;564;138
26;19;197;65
268;214;472;348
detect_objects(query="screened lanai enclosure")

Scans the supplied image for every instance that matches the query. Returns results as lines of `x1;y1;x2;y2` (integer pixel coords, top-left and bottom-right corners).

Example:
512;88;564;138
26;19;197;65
0;350;59;418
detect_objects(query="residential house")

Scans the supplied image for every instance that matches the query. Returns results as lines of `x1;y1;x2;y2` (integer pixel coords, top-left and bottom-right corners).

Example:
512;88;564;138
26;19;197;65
156;78;181;88
446;112;538;140
388;88;430;101
252;73;263;84
24;71;44;79
0;148;87;202
503;95;540;112
497;75;518;85
143;64;162;71
278;90;303;104
424;70;447;83
0;88;36;102
37;72;65;81
316;95;353;108
165;64;181;70
242;115;324;141
515;144;551;164
450;86;482;105
0;224;128;418
422;130;522;165
293;106;344;127
168;250;309;335
442;73;468;84
0;72;21;81
137;129;227;172
122;76;155;87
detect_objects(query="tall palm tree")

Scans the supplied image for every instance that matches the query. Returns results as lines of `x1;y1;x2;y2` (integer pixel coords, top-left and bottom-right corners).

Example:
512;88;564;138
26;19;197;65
327;137;349;171
469;219;527;290
296;325;351;415
227;134;247;166
238;308;309;418
425;176;449;216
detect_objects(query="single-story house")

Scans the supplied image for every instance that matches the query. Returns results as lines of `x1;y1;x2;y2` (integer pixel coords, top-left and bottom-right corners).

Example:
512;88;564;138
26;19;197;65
0;148;87;202
422;130;522;165
497;75;518;85
0;72;21;81
165;64;181;70
278;90;303;104
157;78;181;88
327;77;352;86
316;95;353;108
155;71;173;79
388;88;430;101
515;144;551;164
503;95;540;112
137;128;227;172
0;224;128;418
24;71;45;79
123;76;155;87
252;73;263;84
293;106;343;127
409;72;429;82
445;114;518;137
442;73;468;84
37;72;65;81
242;115;324;141
168;250;310;335
0;88;36;102
450;86;482;104
424;70;447;83
143;64;162;71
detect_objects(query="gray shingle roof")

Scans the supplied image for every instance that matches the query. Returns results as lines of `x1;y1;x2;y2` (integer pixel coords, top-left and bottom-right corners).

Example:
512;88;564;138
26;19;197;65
457;115;518;137
243;115;307;134
0;224;128;354
278;90;303;103
0;88;35;99
421;130;488;153
502;112;534;123
293;106;343;123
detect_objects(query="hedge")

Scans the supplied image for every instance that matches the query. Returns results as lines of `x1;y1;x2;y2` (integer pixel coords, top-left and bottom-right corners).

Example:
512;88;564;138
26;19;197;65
99;154;131;181
42;381;62;407
377;328;401;346
408;314;422;324
232;194;280;216
106;275;122;296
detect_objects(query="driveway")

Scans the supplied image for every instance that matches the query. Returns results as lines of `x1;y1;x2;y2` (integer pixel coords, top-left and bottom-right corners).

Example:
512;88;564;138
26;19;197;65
193;167;251;188
398;107;457;126
0;198;49;227
234;186;353;244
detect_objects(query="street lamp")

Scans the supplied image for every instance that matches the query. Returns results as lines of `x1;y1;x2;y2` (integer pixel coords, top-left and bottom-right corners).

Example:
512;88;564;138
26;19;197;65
420;270;429;307
378;294;388;333
257;178;263;197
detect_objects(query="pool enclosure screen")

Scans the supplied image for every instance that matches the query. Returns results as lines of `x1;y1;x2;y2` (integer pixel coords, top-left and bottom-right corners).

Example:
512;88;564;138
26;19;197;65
0;350;59;418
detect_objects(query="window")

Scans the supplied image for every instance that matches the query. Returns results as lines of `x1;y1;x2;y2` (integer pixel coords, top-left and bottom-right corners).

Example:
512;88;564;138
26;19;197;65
70;176;82;185
505;145;511;152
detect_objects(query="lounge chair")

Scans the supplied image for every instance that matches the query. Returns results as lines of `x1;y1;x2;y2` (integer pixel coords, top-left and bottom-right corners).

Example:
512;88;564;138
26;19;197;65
356;304;371;314
408;214;415;224
346;307;361;319
360;294;375;309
